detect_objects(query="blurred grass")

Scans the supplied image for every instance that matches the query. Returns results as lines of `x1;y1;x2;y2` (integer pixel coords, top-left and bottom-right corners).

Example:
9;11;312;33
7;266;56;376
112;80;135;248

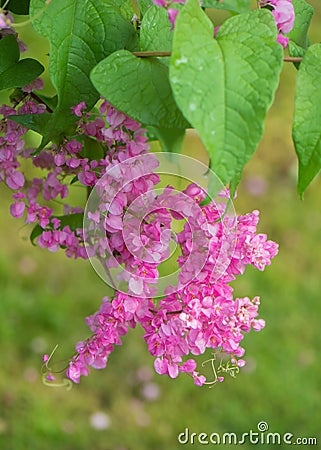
1;2;321;449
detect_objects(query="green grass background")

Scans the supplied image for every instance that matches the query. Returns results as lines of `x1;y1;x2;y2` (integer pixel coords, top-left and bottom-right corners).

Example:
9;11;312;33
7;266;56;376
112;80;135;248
1;2;321;449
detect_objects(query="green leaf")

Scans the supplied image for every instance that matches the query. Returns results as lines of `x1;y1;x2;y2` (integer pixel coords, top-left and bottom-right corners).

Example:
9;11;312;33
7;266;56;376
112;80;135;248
30;224;43;245
0;35;44;90
0;0;30;14
0;35;19;72
288;40;306;59
112;0;135;21
9;88;26;104
91;50;189;129
287;0;313;49
82;136;105;161
140;5;173;53
29;0;137;143
152;127;186;154
0;59;44;90
137;0;153;16
288;40;305;70
8;113;51;135
70;175;79;185
30;213;84;244
293;44;321;197
170;1;283;187
58;213;84;230
202;0;250;14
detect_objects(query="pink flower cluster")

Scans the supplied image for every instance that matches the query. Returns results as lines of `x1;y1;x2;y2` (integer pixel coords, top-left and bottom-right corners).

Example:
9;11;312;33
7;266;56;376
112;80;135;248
66;188;278;385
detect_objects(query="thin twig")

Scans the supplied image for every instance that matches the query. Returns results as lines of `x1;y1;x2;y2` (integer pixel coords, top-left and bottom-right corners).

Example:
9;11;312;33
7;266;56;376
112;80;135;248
283;56;303;63
132;51;171;58
132;51;303;64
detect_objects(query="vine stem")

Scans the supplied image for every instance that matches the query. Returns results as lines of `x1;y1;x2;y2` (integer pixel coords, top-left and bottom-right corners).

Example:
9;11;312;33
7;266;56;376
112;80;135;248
132;51;303;63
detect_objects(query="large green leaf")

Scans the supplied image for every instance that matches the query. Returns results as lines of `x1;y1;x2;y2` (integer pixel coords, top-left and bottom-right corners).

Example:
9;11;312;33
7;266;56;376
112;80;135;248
293;44;321;197
0;35;44;90
91;50;189;129
29;0;137;144
287;0;313;49
170;0;283;187
202;0;250;13
140;5;173;53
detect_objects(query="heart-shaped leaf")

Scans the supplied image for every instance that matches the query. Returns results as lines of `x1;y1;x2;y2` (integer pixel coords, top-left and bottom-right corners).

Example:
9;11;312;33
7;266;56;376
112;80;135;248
170;0;283;187
91;50;189;129
0;35;44;90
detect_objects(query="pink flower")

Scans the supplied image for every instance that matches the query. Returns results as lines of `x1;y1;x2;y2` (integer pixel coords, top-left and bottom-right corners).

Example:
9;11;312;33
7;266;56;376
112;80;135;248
88;211;100;224
260;0;295;47
0;12;13;29
65;138;82;154
10;201;25;218
22;78;44;93
192;371;206;386
271;0;295;34
66;360;89;384
184;183;206;203
71;102;86;117
6;170;24;190
277;34;289;48
168;9;179;29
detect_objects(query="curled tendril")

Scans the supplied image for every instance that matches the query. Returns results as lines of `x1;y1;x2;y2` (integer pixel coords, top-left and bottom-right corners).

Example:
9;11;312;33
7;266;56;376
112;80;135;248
41;345;72;390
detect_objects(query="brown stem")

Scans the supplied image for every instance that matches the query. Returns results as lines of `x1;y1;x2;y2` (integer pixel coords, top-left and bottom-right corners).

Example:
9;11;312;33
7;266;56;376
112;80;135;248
283;56;303;63
132;51;303;64
132;51;171;58
30;92;53;113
